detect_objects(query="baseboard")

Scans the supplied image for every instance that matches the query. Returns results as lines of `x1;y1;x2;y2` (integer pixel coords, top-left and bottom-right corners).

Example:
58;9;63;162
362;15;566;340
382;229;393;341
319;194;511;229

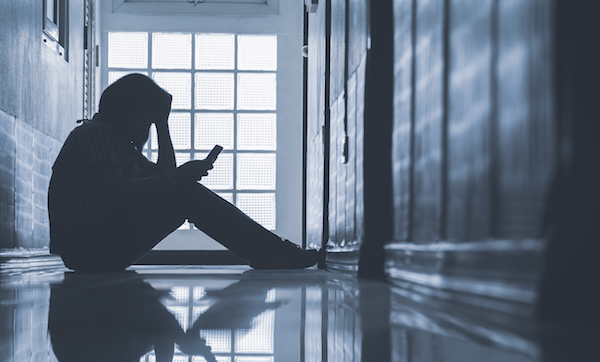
0;247;66;274
325;245;361;274
385;239;545;316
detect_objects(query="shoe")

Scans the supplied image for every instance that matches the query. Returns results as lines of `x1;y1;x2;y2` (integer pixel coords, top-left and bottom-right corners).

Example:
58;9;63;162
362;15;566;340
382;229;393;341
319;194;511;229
249;239;321;269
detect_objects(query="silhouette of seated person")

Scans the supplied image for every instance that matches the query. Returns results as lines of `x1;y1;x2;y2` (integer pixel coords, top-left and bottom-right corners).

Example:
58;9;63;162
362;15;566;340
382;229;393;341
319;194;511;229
48;271;217;362
48;74;319;271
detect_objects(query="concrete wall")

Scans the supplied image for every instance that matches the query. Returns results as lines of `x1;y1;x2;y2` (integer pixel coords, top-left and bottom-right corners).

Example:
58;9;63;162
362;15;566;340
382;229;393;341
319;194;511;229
0;0;85;249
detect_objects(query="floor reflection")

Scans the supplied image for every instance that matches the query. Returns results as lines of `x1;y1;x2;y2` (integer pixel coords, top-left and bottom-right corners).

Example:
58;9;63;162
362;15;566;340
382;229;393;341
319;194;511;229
49;271;215;362
1;266;598;361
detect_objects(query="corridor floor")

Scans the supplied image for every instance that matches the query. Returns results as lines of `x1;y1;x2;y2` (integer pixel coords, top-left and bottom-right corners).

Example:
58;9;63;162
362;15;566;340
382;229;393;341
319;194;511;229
1;265;597;361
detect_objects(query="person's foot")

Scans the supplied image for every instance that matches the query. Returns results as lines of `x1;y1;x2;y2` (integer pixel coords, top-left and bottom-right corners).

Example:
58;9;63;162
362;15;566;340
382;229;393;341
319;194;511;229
249;239;321;269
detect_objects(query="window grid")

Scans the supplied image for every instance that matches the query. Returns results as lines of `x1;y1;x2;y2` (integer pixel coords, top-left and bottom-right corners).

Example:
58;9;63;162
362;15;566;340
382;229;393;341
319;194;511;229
108;32;277;230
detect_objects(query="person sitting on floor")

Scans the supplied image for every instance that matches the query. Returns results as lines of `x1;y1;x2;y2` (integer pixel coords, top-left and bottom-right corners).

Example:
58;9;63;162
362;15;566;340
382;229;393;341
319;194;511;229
47;73;319;272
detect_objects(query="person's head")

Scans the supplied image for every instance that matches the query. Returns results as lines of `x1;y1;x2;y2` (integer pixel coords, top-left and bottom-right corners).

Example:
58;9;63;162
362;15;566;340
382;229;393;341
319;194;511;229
98;73;171;140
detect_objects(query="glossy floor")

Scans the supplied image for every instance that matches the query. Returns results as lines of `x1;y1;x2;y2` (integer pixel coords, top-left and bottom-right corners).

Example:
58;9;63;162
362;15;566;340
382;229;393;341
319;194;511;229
1;266;597;361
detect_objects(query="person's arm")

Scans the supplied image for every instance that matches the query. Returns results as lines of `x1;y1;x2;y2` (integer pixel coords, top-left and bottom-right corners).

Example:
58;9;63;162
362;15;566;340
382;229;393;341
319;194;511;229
87;160;214;202
155;94;176;172
155;119;176;172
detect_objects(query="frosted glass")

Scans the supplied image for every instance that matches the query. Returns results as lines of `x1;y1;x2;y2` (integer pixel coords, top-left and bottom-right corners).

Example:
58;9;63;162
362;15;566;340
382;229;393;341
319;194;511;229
196;73;234;110
152;33;192;69
108;71;148;85
193;357;231;362
149;124;158;150
237;114;276;150
167;306;188;329
167;113;191;150
237;73;276;110
237;154;276;190
216;193;233;203
196;153;233;190
195;113;234;150
234;358;273;362
108;32;148;69
170;286;189;302
175;152;191;167
152;72;191;109
237;35;277;71
236;193;275;230
198;329;231;353
234;310;275;353
196;33;235;70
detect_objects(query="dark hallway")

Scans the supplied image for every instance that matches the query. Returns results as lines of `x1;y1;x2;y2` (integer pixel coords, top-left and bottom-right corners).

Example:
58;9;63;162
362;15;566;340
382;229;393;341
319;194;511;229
1;0;600;361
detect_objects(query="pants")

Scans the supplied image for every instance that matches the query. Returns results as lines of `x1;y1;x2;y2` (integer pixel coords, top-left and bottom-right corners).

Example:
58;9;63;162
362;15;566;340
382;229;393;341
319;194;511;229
59;183;282;271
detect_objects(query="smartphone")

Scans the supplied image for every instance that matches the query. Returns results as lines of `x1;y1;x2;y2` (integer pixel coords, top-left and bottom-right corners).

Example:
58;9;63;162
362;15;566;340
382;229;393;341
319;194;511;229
205;145;223;164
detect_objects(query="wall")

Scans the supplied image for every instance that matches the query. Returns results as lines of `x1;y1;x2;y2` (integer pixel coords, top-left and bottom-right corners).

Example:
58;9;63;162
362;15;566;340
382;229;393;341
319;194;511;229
386;0;555;316
307;0;600;320
0;0;85;250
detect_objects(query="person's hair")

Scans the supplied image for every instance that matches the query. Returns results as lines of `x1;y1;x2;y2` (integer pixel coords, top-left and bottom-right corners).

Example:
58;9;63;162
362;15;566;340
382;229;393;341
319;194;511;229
98;73;170;123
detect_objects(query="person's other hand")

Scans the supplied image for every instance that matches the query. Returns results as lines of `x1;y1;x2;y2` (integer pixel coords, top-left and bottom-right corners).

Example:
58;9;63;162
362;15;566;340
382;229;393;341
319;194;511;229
175;160;213;183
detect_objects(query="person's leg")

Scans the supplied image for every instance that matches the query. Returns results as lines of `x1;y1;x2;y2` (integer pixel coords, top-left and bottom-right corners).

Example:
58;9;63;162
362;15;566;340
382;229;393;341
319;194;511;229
61;183;319;271
178;183;320;268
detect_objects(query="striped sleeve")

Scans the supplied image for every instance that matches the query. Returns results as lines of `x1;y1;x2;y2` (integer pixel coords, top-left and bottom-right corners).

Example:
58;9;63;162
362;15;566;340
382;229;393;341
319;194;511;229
75;124;122;167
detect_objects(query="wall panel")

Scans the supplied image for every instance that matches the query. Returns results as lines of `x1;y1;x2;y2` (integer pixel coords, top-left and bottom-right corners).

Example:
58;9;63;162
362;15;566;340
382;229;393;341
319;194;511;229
0;111;16;249
496;0;554;239
306;3;328;248
446;0;493;242
412;0;445;243
329;0;346;106
392;0;414;242
0;0;85;250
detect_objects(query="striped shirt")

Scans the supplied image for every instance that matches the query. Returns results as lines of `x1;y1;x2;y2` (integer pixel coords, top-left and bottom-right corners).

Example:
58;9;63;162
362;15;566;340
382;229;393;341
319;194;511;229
48;120;146;253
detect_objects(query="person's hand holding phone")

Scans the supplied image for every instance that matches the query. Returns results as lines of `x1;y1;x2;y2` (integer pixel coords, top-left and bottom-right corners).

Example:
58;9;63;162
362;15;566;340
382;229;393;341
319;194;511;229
173;145;222;183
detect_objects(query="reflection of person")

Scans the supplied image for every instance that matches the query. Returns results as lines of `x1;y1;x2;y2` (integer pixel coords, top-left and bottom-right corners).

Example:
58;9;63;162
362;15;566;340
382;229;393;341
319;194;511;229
48;272;216;362
48;74;319;271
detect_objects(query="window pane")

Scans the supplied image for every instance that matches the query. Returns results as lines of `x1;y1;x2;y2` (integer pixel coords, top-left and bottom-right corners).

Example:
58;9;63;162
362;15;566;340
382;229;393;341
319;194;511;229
175;152;191;167
152;33;192;69
198;329;231;353
234;357;274;362
153;72;192;109
149;124;158;150
193;356;231;362
195;113;234;150
237;73;276;110
196;153;233;190
235;310;274;353
196;33;235;70
166;306;188;329
237;35;277;71
108;32;148;69
168;113;191;149
237;154;276;190
236;193;275;230
216;193;233;203
196;73;234;110
237;114;276;150
108;71;148;85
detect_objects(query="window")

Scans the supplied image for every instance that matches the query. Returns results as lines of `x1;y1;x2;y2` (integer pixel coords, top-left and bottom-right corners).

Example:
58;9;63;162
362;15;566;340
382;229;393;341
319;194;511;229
107;32;278;231
43;0;69;60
